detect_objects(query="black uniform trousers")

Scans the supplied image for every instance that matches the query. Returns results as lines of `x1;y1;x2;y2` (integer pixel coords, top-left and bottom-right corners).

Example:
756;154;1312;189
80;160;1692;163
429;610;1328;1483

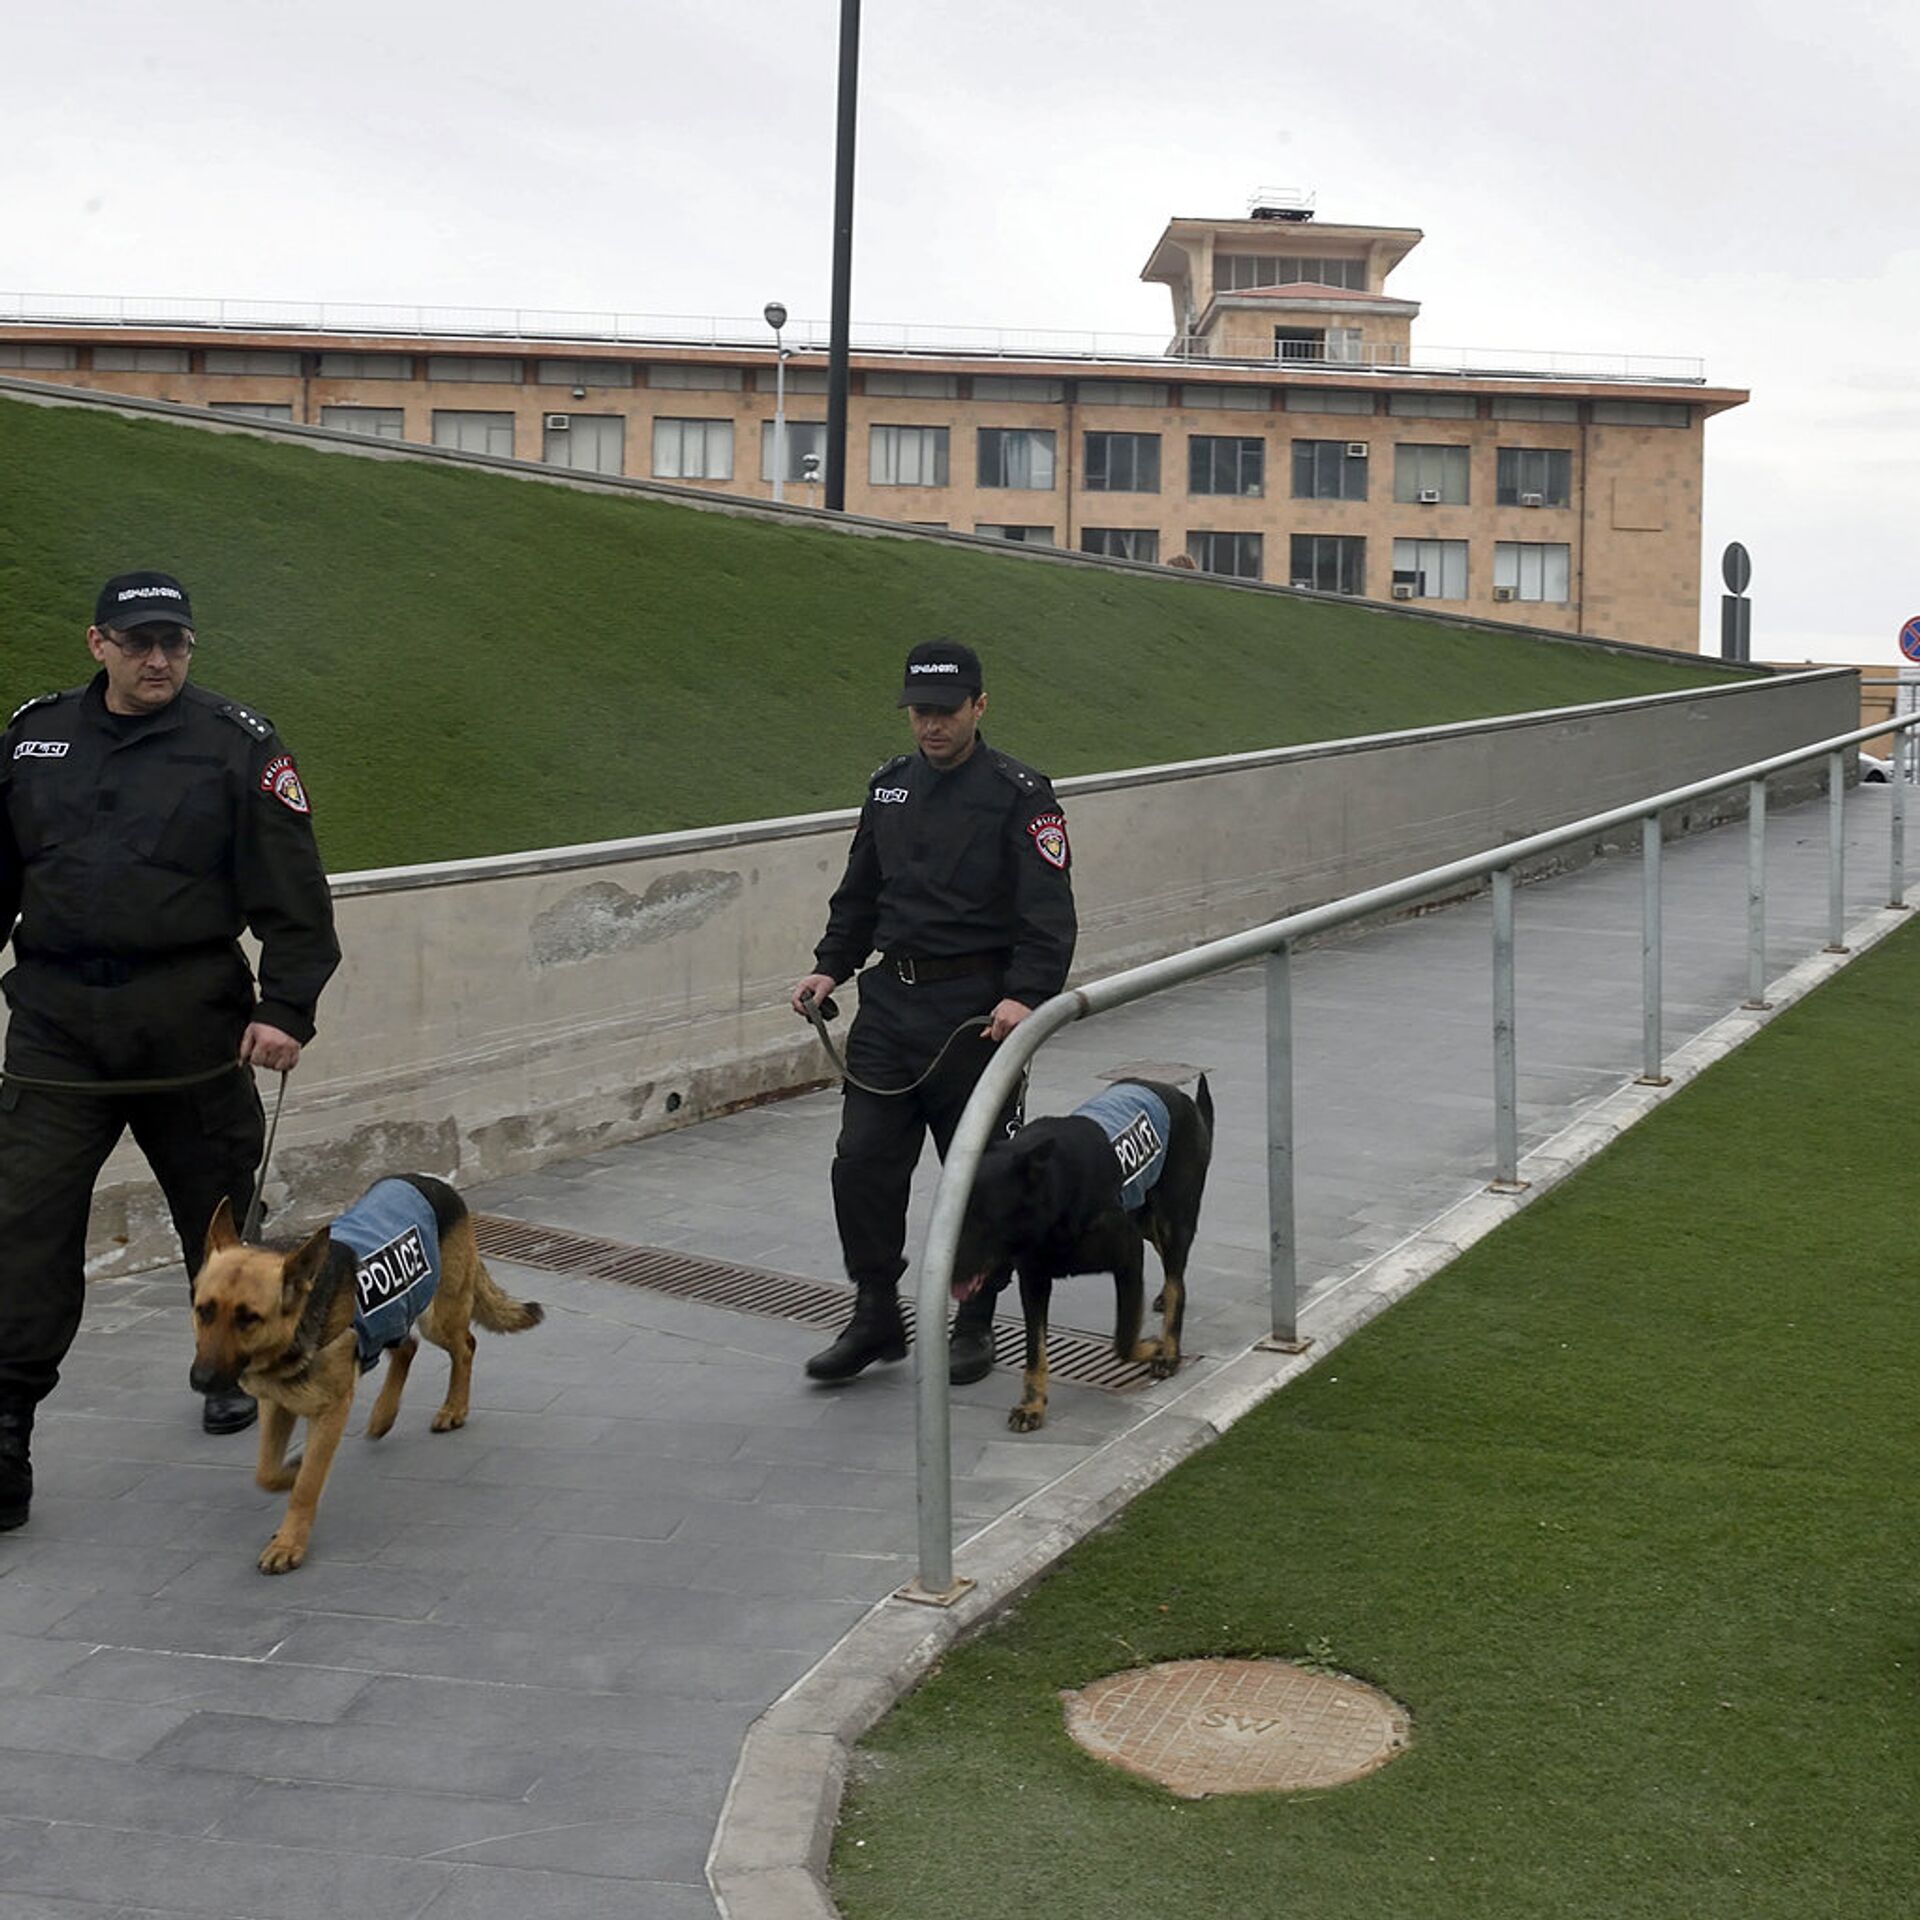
831;965;1022;1295
0;953;264;1408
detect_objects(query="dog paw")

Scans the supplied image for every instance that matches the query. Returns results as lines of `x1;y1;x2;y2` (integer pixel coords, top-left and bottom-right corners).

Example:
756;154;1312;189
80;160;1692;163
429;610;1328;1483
257;1537;306;1575
430;1409;467;1433
1008;1404;1047;1432
1148;1349;1180;1380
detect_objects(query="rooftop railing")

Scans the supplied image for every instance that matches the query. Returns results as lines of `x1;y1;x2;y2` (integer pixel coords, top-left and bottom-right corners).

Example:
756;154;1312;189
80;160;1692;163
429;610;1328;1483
0;292;1706;384
901;710;1919;1604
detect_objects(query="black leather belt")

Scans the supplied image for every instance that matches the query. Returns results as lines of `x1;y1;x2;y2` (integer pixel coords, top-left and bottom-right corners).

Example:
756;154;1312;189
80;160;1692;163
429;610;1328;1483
882;951;1004;986
26;943;235;989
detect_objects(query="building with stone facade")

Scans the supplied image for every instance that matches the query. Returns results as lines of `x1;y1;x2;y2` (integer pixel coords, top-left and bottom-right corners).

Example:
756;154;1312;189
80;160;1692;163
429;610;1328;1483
0;202;1746;652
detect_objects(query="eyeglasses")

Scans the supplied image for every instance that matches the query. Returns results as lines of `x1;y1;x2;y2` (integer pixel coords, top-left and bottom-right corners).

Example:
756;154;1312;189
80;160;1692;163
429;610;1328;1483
102;627;195;658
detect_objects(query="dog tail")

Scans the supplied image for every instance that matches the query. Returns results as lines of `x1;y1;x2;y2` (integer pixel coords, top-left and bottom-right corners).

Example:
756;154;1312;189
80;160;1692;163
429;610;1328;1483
444;1218;545;1335
1195;1072;1214;1139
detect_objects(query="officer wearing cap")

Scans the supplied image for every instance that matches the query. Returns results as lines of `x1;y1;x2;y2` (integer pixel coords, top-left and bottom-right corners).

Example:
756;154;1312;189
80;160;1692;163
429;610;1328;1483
791;640;1077;1385
0;570;341;1533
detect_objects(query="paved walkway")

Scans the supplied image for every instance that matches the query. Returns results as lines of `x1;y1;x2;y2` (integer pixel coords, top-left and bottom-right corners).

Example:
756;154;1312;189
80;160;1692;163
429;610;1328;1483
0;790;1903;1920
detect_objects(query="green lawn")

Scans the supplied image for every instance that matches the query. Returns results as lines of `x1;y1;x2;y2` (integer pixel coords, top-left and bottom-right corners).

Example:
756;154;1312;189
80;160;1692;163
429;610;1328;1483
835;919;1920;1920
1;395;1747;873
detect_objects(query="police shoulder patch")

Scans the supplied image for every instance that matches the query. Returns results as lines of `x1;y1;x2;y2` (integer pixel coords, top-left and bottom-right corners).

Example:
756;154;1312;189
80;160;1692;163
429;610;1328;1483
8;691;64;726
1027;809;1070;870
216;701;275;742
259;752;311;815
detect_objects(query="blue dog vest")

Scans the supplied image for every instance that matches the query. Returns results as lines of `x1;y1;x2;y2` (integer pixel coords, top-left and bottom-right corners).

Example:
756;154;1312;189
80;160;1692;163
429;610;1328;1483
1073;1085;1172;1213
329;1180;443;1370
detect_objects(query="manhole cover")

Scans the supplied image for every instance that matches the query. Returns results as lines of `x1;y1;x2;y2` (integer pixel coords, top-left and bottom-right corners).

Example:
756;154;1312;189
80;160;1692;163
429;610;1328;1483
1062;1658;1408;1797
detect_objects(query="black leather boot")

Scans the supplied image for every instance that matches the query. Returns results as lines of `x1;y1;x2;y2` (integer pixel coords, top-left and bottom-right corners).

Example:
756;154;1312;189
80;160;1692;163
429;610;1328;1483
947;1312;998;1386
805;1283;908;1382
0;1401;33;1533
201;1385;258;1435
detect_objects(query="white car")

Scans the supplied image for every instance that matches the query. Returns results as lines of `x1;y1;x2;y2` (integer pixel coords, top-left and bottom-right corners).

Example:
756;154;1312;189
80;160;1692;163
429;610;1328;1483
1859;753;1893;783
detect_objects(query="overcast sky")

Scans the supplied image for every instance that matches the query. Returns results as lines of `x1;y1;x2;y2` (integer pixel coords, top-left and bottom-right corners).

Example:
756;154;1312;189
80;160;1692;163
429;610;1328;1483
6;0;1915;666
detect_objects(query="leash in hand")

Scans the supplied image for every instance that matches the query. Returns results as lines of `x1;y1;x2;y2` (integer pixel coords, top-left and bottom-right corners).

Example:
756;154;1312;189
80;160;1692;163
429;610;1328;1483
799;990;998;1097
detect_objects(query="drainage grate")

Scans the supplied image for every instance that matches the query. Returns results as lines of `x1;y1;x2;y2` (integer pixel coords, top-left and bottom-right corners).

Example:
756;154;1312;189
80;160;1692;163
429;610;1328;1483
474;1214;1178;1394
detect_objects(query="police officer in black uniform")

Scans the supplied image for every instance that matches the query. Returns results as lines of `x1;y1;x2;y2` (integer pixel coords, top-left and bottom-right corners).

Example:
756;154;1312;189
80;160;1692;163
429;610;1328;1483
791;640;1076;1385
0;570;341;1534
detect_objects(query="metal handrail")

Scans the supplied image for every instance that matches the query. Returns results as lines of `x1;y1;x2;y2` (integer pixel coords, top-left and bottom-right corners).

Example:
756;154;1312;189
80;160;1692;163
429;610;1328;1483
903;709;1920;1601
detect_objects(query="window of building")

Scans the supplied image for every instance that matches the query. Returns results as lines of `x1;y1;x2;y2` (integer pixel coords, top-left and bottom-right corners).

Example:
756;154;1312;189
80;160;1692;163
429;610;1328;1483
1388;391;1476;418
972;375;1065;402
1391;538;1468;601
1491;394;1579;422
756;366;829;393
1081;527;1160;563
543;414;625;474
1291;438;1368;501
1283;388;1372;415
209;401;294;421
432;410;515;457
1189;435;1265;496
317;351;411;379
870;424;950;486
1273;327;1366;364
978;427;1056;489
1496;447;1572;507
427;355;521;384
1590;399;1690;427
975;524;1056;544
0;342;76;368
1215;253;1368;291
1078;380;1170;407
647;363;744;391
93;345;190;372
537;358;635;389
204;349;299;376
1290;533;1366;595
1188;531;1263;579
652;416;733;480
1394;444;1471;505
1493;541;1571;602
761;419;829;481
320;405;405;440
866;371;960;398
1181;383;1267;411
1083;431;1161;493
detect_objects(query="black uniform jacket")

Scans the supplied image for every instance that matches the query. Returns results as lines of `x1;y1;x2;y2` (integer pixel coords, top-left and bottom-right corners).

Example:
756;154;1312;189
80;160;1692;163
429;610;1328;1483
813;736;1077;1008
0;673;341;1042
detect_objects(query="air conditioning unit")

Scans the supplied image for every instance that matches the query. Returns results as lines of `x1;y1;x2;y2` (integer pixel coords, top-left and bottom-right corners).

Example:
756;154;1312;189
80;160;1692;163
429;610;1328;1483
1246;483;1263;498
1417;488;1442;504
1345;441;1369;458
1520;491;1544;507
1290;579;1314;591
1493;585;1517;602
1391;583;1415;599
544;413;571;430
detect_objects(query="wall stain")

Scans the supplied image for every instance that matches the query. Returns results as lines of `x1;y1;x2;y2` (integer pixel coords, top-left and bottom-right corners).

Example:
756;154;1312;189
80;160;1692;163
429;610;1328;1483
531;870;742;967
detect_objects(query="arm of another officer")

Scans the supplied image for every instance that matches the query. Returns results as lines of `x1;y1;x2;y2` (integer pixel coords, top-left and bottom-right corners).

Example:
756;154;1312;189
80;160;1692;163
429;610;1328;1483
0;742;19;958
237;737;342;1068
793;799;884;1016
989;783;1077;1042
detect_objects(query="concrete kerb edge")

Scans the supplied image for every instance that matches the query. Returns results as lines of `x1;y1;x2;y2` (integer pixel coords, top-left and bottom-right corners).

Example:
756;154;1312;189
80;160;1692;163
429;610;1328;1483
707;896;1914;1920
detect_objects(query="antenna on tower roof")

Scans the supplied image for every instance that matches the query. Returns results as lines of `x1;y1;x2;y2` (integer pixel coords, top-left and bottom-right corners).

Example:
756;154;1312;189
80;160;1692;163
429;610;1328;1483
1247;187;1316;222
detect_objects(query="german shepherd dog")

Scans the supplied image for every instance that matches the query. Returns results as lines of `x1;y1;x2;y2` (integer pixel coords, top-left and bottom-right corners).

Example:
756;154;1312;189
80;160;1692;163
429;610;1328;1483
950;1077;1213;1432
190;1176;542;1574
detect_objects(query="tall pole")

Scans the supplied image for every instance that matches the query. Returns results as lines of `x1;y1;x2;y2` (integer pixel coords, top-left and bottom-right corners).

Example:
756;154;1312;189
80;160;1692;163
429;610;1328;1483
825;0;860;511
764;302;789;505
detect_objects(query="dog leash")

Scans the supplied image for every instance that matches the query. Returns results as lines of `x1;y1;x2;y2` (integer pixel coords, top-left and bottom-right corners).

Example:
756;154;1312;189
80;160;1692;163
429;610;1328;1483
800;992;1000;1097
242;1070;290;1241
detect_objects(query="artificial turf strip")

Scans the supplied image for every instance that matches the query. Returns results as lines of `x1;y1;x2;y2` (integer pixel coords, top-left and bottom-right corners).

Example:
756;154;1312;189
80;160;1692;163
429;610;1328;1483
833;918;1920;1920
1;395;1747;874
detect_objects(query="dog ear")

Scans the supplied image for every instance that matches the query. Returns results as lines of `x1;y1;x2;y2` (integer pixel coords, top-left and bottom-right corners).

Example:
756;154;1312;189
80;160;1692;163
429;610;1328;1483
203;1196;240;1261
278;1226;335;1310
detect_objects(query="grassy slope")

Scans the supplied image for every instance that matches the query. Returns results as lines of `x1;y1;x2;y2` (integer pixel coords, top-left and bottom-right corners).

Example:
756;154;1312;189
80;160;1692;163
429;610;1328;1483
836;920;1920;1920
1;397;1745;872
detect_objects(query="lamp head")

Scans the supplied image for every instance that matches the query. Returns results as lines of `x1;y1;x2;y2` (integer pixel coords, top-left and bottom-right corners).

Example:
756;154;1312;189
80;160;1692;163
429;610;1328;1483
763;300;788;332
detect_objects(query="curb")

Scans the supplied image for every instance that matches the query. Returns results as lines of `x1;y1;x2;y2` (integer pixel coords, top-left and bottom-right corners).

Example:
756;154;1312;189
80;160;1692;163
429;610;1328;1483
706;899;1914;1919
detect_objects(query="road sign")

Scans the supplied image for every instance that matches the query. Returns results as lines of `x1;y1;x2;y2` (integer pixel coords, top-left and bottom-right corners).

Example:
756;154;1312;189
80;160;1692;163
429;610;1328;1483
1901;615;1920;662
1721;542;1752;596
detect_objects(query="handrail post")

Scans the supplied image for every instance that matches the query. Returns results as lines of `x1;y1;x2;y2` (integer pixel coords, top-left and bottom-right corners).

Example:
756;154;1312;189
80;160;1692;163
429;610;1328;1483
1491;867;1524;1190
1826;750;1848;951
1638;813;1668;1085
1745;777;1770;1008
1257;943;1309;1353
1892;745;1908;910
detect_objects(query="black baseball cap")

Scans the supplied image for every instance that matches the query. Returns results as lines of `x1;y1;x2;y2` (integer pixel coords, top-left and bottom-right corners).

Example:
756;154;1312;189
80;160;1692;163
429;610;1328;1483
94;571;194;630
897;639;982;709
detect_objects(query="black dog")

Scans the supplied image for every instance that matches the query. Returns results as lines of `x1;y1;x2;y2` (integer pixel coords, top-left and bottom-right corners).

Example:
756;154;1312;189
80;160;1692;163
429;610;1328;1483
950;1076;1213;1431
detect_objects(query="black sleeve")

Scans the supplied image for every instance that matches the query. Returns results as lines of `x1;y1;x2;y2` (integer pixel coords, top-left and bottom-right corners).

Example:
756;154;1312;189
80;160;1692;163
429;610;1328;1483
1002;781;1077;1006
238;734;342;1043
0;740;18;957
813;801;883;984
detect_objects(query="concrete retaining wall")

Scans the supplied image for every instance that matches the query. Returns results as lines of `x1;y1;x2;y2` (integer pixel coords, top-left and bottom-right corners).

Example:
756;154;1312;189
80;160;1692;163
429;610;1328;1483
38;670;1854;1272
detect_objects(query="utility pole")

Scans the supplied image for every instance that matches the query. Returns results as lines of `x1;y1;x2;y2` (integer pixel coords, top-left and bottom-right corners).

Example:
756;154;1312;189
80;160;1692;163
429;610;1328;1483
825;0;860;511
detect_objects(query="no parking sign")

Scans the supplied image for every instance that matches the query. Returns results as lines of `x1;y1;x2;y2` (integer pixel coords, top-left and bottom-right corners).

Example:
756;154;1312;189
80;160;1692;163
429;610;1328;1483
1901;615;1920;663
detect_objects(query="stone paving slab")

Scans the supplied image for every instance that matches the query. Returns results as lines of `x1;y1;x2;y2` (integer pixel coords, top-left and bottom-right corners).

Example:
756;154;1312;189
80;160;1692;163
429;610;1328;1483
0;790;1902;1918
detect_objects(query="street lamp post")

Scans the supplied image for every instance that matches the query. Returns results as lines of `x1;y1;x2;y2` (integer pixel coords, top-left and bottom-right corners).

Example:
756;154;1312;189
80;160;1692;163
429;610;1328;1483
764;300;788;505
